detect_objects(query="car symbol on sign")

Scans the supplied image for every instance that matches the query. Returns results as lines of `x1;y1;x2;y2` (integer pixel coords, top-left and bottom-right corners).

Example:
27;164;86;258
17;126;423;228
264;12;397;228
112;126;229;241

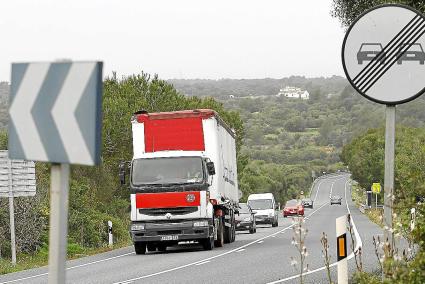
357;43;386;65
397;43;425;65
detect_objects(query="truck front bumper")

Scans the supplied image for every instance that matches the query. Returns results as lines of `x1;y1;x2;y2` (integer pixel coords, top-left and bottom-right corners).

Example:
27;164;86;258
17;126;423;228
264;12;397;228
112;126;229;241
130;220;212;243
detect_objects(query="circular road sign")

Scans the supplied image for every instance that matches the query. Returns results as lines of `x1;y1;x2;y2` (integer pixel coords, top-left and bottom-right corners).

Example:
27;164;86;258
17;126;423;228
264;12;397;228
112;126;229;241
342;4;425;105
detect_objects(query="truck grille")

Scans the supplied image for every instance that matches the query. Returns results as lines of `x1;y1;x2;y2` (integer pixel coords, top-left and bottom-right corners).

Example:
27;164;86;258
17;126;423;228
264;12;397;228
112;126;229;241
139;207;198;216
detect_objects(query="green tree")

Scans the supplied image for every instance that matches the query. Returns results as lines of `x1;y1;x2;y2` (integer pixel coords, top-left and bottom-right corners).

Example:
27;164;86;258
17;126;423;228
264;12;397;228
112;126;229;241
331;0;425;28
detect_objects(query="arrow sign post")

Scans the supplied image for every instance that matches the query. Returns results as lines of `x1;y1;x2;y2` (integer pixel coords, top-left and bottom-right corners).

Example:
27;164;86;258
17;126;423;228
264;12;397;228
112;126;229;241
342;4;425;256
8;61;103;284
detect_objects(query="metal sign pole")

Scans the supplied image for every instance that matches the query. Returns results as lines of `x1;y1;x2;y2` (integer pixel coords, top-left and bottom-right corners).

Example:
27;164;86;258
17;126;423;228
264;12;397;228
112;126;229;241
375;193;378;209
8;159;16;265
336;215;348;284
48;163;70;284
384;105;395;253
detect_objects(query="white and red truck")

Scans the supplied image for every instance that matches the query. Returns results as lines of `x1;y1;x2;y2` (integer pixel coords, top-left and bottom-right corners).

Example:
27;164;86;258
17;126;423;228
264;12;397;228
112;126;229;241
120;109;239;254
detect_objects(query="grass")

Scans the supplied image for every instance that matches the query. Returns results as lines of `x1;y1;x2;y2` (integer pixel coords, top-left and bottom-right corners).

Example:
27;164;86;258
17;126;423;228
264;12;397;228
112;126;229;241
0;240;131;275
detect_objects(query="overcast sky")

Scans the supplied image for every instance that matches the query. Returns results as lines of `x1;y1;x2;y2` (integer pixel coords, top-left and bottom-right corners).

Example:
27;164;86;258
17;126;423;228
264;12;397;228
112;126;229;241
0;0;346;81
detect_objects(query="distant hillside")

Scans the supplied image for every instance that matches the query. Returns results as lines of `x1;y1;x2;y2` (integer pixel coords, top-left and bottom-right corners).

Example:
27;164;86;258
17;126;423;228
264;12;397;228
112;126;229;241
168;76;348;99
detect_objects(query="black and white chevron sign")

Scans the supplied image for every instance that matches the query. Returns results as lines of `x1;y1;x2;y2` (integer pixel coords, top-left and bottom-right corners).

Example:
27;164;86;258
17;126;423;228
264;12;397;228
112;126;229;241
8;61;103;165
342;4;425;105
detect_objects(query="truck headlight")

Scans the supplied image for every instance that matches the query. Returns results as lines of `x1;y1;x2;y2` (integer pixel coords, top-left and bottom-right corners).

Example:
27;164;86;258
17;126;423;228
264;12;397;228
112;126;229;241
193;220;209;227
131;224;145;231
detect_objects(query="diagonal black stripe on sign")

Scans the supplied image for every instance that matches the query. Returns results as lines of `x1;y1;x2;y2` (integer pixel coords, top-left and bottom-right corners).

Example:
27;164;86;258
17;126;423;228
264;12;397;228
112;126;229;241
32;63;71;162
353;15;422;85
363;28;425;93
360;23;425;92
357;20;425;91
75;63;100;165
8;63;29;159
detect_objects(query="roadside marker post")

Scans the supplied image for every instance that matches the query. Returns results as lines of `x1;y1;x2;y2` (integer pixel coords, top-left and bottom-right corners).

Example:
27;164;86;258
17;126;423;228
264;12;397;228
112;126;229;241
8;61;103;284
410;208;416;231
336;215;348;284
108;221;113;248
342;4;425;253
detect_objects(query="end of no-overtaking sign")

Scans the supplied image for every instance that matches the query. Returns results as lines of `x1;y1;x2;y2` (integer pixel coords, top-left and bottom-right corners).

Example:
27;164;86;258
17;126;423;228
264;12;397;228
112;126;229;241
342;4;425;105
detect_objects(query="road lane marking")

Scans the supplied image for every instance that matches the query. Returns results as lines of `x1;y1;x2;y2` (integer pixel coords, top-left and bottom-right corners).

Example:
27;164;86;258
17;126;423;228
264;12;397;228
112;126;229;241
195;261;210;266
267;176;363;284
112;203;329;284
236;249;245;253
257;240;264;244
0;252;134;284
0;194;332;284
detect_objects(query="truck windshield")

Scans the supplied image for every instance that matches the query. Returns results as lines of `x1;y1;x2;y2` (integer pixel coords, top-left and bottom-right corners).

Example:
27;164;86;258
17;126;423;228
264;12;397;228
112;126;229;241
132;157;204;185
248;199;273;210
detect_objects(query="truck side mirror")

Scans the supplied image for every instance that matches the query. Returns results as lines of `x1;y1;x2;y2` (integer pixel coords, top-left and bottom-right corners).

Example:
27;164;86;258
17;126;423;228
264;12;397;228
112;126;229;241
119;162;126;185
206;162;215;175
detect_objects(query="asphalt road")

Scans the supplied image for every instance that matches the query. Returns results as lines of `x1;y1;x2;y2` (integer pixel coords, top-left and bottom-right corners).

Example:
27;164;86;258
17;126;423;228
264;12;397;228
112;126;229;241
0;174;383;284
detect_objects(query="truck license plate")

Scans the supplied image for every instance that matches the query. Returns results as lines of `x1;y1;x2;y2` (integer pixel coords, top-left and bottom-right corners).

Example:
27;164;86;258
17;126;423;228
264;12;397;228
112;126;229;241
161;235;179;241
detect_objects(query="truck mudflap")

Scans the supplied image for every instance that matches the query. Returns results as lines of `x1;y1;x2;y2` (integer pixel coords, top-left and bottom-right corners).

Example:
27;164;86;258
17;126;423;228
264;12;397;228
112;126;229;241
131;219;213;243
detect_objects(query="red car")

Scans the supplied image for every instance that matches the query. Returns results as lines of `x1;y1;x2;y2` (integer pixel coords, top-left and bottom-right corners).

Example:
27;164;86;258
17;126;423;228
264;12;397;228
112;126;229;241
283;201;304;217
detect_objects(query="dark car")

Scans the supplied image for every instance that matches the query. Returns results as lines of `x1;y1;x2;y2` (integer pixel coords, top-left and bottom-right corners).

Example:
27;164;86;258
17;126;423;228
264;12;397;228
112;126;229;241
330;195;342;205
397;43;425;65
357;43;386;65
301;198;313;209
235;203;256;234
283;200;304;217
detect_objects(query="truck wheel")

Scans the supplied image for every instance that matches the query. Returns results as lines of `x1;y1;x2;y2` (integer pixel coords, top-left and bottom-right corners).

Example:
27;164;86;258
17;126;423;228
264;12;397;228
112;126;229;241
157;244;167;252
147;244;157;252
231;222;236;242
224;223;231;244
249;226;255;234
272;219;278;227
215;218;224;247
134;242;146;255
201;237;214;250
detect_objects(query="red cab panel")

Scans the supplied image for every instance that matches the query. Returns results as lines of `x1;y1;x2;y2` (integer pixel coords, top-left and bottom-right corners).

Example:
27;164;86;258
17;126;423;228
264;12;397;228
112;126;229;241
136;191;201;209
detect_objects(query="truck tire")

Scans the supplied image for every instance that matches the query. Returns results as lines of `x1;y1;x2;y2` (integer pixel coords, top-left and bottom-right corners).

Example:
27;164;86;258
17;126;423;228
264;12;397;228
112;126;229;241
147;243;157;252
201;236;214;250
272;218;278;227
231;221;236;242
215;218;224;247
249;226;255;234
224;223;231;244
157;244;167;252
224;212;235;244
134;242;146;255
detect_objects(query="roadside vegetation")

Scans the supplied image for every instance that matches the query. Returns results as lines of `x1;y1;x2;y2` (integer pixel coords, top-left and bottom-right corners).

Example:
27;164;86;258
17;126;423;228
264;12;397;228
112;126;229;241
341;127;425;283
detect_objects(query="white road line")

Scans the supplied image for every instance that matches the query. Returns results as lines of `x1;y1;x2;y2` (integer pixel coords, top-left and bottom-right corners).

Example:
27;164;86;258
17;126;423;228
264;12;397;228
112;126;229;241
236;249;246;253
267;176;363;283
195;261;210;266
0;252;134;284
257;240;264;244
112;203;329;284
313;179;324;203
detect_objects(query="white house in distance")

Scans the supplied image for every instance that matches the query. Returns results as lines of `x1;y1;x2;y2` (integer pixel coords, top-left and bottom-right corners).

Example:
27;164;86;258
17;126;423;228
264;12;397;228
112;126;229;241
276;86;309;100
